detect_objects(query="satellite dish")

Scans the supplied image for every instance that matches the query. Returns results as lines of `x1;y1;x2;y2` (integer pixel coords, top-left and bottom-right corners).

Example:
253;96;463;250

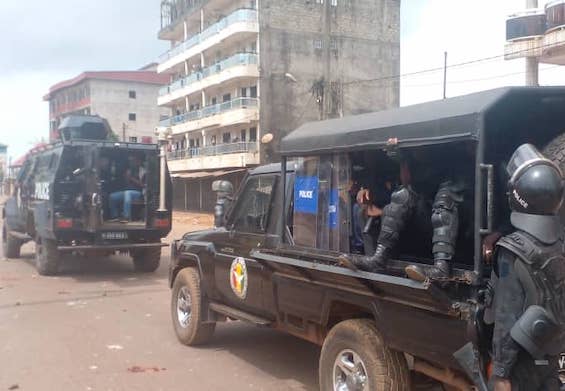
261;133;274;144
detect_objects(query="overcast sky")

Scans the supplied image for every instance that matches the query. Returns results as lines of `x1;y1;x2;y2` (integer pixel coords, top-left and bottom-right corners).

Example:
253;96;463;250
1;0;564;160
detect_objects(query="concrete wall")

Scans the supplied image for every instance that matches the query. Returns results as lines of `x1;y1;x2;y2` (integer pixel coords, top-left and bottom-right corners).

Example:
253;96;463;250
258;0;400;162
90;80;170;142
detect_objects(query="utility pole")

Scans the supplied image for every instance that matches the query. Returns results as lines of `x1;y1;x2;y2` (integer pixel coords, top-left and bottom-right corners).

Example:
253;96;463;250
525;0;539;86
443;51;448;99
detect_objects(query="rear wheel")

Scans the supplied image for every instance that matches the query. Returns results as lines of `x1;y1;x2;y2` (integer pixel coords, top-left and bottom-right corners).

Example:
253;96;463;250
35;236;59;276
132;247;161;272
171;267;215;346
319;319;411;391
2;225;22;259
543;134;565;221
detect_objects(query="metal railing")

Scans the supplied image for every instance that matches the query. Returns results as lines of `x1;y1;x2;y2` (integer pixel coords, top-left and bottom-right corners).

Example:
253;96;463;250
167;142;258;160
159;9;258;63
160;0;207;32
160;97;258;127
159;53;258;97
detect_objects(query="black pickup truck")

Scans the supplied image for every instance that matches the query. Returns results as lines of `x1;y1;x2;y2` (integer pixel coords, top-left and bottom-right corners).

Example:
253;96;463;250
169;87;565;390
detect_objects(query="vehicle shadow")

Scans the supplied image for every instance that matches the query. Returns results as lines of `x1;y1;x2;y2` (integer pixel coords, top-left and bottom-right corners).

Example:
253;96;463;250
17;243;169;288
208;322;320;390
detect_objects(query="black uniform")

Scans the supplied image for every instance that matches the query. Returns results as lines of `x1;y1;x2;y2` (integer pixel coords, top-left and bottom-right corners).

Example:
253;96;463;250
351;176;466;277
492;236;562;390
490;143;565;390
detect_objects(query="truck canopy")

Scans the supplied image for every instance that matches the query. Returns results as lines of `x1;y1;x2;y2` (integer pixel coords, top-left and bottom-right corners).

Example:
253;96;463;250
280;87;565;156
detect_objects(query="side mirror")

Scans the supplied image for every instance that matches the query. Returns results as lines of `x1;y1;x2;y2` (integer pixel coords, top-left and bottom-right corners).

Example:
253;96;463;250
212;180;234;228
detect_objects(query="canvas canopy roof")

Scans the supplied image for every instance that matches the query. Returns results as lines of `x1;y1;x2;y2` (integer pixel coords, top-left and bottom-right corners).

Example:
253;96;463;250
280;87;565;156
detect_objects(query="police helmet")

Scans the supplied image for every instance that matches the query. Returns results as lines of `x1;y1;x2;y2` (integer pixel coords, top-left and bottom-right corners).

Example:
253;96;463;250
506;144;564;215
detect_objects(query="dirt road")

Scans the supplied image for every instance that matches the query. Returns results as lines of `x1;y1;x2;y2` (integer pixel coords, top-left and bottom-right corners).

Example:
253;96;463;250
0;212;319;391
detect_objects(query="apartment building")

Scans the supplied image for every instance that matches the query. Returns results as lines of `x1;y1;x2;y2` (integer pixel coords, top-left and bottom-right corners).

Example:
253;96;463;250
158;0;400;211
505;0;565;85
44;69;170;142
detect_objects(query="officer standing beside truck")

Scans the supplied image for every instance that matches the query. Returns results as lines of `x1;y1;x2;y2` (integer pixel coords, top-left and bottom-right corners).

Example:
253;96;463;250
490;144;565;391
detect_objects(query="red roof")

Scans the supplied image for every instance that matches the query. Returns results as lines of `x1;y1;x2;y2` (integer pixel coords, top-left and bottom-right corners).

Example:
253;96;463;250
44;71;170;100
10;142;49;167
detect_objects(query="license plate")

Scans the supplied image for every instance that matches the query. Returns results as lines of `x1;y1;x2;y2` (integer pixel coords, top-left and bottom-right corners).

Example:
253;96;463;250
101;232;128;240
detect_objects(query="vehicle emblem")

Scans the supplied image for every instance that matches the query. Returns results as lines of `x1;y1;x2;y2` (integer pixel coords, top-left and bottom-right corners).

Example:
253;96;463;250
230;257;248;300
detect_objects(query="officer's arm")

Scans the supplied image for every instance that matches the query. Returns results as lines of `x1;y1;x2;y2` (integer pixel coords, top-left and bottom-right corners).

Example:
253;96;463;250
492;248;525;379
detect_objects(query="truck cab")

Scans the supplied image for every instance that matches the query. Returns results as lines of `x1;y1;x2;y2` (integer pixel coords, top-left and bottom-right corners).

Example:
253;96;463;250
169;87;565;390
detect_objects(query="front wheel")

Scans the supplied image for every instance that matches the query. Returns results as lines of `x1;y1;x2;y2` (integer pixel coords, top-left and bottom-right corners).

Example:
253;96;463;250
2;226;22;259
171;267;215;346
132;247;161;273
319;319;411;391
35;236;59;276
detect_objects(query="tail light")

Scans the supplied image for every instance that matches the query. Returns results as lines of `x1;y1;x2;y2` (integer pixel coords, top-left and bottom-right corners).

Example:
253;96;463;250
56;218;73;229
154;218;170;228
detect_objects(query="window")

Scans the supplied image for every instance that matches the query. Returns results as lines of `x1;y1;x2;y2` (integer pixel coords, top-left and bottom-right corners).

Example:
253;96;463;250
229;175;276;233
129;136;138;143
128;113;137;121
250;86;257;98
313;39;323;50
222;93;231;102
240;129;246;142
129;90;136;99
222;132;231;143
211;97;217;105
241;88;247;98
330;38;338;51
249;127;257;142
211;135;217;145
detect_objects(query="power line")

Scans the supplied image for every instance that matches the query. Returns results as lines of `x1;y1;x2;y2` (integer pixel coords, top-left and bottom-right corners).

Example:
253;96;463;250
342;39;565;87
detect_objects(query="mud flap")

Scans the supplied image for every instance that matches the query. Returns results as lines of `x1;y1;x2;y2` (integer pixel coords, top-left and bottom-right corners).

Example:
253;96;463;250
453;342;488;391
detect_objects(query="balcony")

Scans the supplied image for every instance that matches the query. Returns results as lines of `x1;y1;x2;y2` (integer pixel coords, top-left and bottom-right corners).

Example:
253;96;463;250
167;142;260;172
168;141;258;160
158;53;258;105
158;9;258;72
160;97;259;134
159;0;207;40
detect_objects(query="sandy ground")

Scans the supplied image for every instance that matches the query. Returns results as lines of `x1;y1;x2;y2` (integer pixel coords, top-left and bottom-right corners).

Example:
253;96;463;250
0;206;320;391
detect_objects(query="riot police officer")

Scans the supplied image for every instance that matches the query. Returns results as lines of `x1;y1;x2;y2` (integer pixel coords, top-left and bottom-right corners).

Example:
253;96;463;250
351;151;466;279
491;144;565;391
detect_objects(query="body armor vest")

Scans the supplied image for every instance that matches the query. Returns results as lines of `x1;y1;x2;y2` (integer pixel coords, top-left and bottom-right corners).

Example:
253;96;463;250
496;231;565;327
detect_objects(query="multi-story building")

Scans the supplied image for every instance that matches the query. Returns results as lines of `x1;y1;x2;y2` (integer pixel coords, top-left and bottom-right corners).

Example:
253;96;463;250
158;0;400;211
0;143;7;195
505;0;565;85
44;68;170;143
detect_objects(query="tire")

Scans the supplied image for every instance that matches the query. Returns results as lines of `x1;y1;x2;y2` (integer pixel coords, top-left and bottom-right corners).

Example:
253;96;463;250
171;267;216;346
132;247;161;273
543;134;565;222
319;319;411;391
2;225;21;259
35;236;59;276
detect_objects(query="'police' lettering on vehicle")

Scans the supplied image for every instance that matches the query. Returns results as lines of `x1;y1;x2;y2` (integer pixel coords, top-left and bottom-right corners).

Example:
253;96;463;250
34;182;50;200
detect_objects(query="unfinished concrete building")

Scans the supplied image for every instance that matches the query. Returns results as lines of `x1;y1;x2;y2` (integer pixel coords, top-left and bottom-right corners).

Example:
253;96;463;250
158;0;400;211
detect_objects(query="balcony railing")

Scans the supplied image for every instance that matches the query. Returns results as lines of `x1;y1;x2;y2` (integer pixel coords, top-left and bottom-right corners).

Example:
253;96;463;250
160;0;207;33
159;53;258;97
167;141;258;160
159;9;258;63
160;97;258;127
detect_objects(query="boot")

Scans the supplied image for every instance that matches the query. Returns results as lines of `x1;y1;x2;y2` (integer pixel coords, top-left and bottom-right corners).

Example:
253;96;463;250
350;244;390;273
405;259;450;282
